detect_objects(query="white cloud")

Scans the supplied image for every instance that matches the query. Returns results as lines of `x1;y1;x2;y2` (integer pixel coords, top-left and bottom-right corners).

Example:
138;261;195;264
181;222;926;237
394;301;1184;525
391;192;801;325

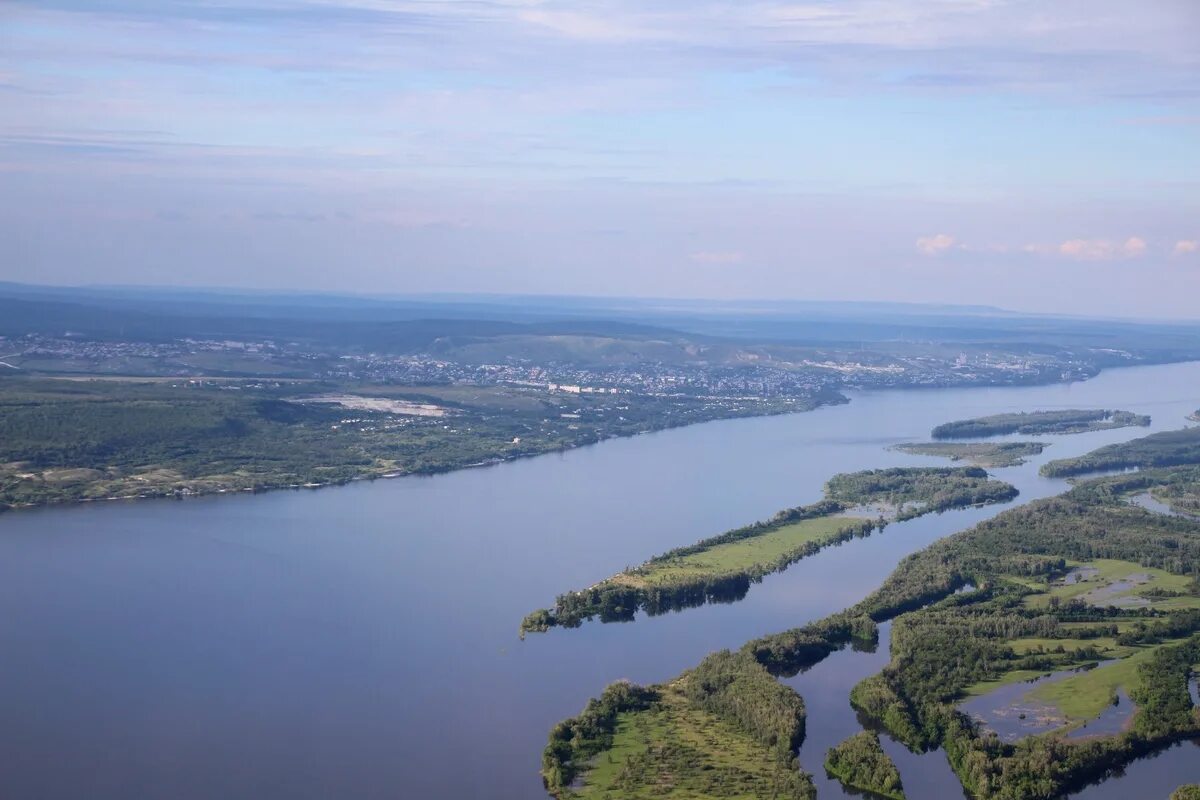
1173;239;1199;256
1056;237;1147;260
689;250;745;265
1122;236;1147;257
916;233;955;256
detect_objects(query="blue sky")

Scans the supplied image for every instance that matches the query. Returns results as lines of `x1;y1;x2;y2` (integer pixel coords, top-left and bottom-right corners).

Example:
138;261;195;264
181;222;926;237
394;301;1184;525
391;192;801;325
2;0;1199;317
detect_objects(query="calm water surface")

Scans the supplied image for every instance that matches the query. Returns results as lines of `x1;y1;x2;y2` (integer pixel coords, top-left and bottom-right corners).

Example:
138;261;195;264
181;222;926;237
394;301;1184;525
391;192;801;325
1;361;1198;798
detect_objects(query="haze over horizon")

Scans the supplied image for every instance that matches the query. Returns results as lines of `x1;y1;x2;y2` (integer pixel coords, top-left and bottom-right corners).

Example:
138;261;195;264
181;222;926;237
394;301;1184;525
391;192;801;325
3;1;1199;318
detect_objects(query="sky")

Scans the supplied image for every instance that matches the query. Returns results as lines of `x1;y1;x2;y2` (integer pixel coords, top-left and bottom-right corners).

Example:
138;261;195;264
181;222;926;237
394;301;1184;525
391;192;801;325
2;0;1199;318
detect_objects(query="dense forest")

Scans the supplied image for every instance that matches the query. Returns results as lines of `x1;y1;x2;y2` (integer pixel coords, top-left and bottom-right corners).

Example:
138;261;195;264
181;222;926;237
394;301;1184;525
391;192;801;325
824;731;905;799
892;441;1047;468
1040;427;1200;477
545;465;1200;800
522;467;1016;633
781;476;1200;799
931;409;1149;439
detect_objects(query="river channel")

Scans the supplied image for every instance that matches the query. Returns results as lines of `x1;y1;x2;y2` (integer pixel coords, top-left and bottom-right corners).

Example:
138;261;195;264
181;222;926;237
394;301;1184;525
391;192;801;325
0;361;1197;798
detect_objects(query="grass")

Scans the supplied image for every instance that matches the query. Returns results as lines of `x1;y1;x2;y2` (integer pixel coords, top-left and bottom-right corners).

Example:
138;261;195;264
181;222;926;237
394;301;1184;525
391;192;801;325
962;669;1067;698
619;515;870;588
964;634;1191;724
1029;646;1160;721
961;632;1144;698
573;684;811;800
1007;637;1125;656
1020;559;1197;610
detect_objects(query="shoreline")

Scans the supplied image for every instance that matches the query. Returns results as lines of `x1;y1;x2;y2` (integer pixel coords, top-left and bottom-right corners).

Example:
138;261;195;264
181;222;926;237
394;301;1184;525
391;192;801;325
3;358;1197;517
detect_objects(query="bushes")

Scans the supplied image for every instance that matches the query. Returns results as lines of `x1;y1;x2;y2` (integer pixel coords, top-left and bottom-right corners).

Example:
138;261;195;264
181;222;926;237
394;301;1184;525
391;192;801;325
825;731;905;799
684;650;807;755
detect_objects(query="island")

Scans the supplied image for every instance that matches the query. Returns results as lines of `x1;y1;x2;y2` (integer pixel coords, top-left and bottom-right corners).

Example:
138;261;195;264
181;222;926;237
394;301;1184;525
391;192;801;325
892;441;1047;468
521;467;1017;634
542;650;815;799
824;731;905;799
1040;426;1200;477
931;409;1149;439
544;452;1200;799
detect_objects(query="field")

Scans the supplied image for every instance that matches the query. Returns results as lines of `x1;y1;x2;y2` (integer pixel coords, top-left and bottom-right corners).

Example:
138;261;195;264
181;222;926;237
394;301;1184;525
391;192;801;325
616;515;868;588
572;685;808;800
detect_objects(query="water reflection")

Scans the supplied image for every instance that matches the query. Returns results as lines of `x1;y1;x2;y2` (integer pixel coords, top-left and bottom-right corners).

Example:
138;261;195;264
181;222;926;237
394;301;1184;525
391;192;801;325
782;622;966;799
1066;689;1135;740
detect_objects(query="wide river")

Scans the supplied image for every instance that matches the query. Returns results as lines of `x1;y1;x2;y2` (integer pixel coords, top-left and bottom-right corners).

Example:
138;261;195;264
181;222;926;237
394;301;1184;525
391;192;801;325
1;361;1199;799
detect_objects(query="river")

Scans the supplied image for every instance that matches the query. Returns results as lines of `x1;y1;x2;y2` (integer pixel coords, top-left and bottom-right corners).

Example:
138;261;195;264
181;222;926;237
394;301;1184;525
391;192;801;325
0;361;1197;798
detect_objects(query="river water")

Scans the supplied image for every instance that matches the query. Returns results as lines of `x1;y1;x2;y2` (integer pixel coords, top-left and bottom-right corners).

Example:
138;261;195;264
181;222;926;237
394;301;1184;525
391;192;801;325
0;362;1198;799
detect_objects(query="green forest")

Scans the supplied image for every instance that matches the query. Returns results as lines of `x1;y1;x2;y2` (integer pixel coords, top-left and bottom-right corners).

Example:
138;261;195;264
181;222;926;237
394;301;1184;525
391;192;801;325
824;731;905;799
1041;427;1200;478
545;455;1200;800
931;409;1149;439
0;376;834;511
522;467;1017;633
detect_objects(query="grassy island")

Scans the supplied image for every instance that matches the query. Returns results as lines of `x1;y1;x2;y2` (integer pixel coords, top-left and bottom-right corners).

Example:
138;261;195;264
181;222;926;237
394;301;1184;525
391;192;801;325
522;467;1017;633
1040;426;1200;477
544;464;1200;800
893;441;1047;468
542;651;814;799
931;409;1149;440
824;731;905;799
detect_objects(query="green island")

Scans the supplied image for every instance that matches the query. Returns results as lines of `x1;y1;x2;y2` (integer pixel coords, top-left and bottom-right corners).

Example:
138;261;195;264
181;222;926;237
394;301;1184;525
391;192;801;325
931;409;1149;440
0;376;838;511
521;467;1017;634
546;456;1200;800
824;731;905;799
1173;786;1200;800
892;441;1047;468
1040;426;1200;478
542;650;816;799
